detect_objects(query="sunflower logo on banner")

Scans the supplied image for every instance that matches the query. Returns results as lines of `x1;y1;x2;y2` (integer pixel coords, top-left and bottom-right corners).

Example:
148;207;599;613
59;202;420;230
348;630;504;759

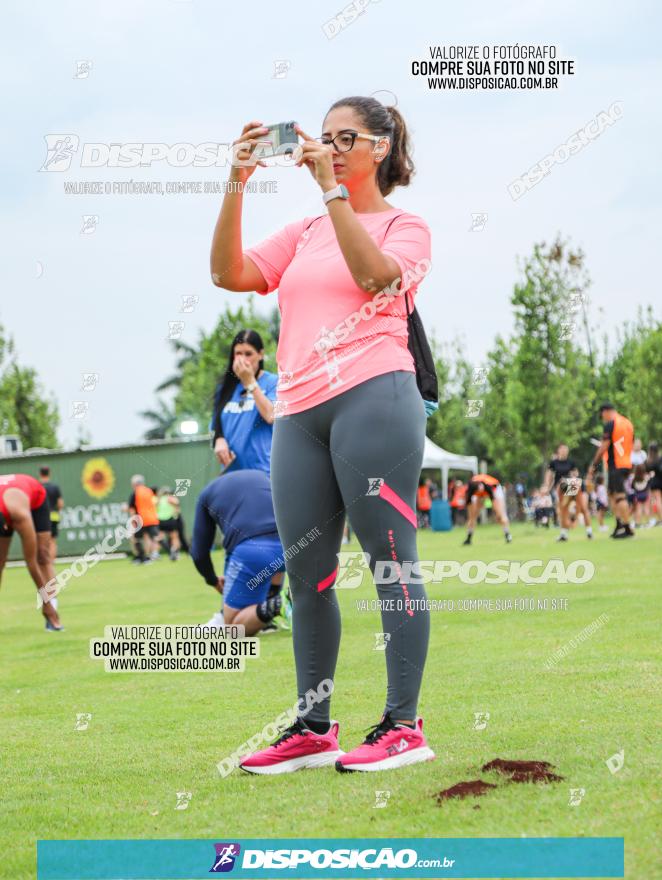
81;458;115;499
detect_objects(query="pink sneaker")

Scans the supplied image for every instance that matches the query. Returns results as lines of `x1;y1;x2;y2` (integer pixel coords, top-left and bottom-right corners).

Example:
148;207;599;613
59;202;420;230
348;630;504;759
336;713;435;772
239;719;343;775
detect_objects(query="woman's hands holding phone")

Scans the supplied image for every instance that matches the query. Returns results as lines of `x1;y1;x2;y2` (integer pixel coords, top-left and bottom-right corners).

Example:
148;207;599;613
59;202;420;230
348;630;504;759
230;121;269;184
231;122;336;190
294;125;336;192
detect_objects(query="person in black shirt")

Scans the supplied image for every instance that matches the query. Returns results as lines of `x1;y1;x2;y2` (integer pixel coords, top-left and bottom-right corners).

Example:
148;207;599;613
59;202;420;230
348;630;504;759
542;444;593;542
38;466;64;560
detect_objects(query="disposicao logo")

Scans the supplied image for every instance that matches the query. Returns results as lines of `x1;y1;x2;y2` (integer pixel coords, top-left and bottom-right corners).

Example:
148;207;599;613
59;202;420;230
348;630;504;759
210;843;241;873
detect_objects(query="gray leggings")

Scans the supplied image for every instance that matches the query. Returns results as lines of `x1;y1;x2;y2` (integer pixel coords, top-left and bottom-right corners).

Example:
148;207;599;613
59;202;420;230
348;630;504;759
270;370;430;723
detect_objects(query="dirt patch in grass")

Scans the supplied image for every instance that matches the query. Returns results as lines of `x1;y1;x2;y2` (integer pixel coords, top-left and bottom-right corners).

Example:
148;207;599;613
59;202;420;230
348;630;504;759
434;759;564;805
435;780;498;802
481;758;564;784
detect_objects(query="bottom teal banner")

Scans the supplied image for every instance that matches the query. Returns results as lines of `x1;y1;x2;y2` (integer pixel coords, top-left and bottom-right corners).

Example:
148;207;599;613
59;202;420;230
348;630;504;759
37;837;624;879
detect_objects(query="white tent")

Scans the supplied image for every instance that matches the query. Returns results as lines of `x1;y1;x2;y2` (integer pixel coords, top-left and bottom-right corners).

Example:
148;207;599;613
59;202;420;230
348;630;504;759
422;437;478;499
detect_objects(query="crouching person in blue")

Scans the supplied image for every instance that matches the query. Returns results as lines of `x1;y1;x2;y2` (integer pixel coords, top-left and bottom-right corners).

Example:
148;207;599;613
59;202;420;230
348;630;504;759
191;469;290;635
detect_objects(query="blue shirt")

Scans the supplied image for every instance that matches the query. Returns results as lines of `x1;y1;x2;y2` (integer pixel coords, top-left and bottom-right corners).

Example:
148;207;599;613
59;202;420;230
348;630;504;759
190;470;279;586
213;371;277;475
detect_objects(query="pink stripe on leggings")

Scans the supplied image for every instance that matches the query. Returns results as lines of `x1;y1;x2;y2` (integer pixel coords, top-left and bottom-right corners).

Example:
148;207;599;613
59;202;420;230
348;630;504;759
317;567;338;592
379;481;417;528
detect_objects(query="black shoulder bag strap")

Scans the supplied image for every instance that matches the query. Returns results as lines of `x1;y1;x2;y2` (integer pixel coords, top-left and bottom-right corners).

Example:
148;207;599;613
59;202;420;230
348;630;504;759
381;214;439;413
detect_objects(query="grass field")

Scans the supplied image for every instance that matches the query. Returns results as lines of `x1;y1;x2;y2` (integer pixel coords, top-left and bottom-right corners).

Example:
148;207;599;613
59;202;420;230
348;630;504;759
1;522;660;880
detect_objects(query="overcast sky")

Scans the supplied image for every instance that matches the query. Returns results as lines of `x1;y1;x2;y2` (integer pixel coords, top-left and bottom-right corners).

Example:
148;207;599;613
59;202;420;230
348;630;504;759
1;0;660;448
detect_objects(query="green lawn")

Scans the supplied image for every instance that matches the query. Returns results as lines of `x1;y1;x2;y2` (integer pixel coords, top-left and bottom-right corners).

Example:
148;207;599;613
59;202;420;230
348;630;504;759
1;523;660;880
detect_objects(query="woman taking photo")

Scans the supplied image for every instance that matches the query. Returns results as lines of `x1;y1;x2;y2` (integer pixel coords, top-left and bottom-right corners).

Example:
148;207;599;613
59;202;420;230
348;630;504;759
211;96;434;773
210;329;278;474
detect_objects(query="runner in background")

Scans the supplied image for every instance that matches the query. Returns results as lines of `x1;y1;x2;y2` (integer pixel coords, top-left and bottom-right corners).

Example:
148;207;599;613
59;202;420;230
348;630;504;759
38;466;64;560
542;444;593;542
156;487;182;561
587;403;634;539
128;475;160;563
0;473;63;631
532;487;554;527
450;479;467;525
463;474;512;545
416;477;432;528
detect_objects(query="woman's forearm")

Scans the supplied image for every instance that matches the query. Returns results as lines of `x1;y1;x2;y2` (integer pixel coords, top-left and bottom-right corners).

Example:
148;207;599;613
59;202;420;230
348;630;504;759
541;472;553;494
326;197;401;293
252;386;274;425
210;182;246;288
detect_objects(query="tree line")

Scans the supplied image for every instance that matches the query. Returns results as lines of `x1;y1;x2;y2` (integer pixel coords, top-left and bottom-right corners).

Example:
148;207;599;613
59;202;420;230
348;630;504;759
3;238;659;482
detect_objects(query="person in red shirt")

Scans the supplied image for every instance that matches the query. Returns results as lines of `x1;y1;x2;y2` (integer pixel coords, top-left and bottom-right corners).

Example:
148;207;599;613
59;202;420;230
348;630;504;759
587;403;635;539
450;479;468;524
416;477;432;528
462;473;512;545
0;473;63;630
128;475;160;563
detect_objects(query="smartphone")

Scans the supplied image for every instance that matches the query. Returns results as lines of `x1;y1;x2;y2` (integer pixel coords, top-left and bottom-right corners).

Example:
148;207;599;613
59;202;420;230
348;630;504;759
258;120;299;158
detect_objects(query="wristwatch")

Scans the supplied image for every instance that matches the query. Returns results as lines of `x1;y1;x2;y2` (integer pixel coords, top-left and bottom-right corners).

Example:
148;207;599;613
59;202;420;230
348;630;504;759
244;380;258;393
323;184;350;205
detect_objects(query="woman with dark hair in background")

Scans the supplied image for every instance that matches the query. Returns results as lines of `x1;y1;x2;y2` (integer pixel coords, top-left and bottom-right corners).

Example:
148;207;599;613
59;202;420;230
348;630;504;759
210;329;277;475
208;330;284;630
211;96;435;773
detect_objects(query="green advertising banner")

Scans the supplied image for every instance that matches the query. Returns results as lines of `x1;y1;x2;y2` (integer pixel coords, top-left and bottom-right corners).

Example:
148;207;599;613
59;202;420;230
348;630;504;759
0;438;219;560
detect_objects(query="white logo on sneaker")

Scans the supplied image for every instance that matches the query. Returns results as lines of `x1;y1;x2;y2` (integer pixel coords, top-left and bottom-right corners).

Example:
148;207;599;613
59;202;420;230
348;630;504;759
386;737;409;756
